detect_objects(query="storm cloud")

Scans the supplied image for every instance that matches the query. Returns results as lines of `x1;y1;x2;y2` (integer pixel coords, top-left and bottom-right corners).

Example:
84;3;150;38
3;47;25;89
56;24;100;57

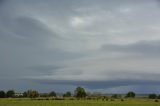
1;0;160;93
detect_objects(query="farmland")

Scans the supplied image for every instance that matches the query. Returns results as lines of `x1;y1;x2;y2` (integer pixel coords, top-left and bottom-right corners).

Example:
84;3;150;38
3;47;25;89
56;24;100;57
0;98;160;106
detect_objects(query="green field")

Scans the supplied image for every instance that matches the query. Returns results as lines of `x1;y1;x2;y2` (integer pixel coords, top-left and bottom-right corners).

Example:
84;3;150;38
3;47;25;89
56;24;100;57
0;98;160;106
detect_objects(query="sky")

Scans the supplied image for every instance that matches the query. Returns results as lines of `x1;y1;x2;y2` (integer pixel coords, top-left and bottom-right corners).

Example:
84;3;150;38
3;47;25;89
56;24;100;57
1;0;160;94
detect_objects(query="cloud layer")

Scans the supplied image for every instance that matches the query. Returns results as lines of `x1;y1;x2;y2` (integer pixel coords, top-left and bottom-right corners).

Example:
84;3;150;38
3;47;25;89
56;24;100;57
1;0;160;93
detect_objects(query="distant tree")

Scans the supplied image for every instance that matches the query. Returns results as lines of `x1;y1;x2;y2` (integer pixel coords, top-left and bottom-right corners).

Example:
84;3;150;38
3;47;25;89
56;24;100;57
148;94;157;99
0;90;5;98
6;90;15;98
63;91;71;97
126;91;135;98
23;90;39;98
49;91;56;97
74;86;86;98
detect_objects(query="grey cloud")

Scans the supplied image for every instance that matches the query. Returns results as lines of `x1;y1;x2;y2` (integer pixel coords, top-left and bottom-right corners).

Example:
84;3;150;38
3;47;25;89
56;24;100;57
102;40;160;55
26;64;83;76
22;70;160;92
0;16;58;38
27;65;63;74
0;0;4;5
1;0;160;93
25;78;160;93
13;17;52;37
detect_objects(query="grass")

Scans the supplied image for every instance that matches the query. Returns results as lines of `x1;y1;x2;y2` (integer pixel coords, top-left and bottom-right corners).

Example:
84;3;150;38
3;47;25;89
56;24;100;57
0;98;160;106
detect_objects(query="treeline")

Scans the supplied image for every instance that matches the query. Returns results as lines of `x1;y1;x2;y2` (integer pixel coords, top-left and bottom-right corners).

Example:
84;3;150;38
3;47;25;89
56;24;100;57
148;94;160;99
0;87;159;99
0;90;57;98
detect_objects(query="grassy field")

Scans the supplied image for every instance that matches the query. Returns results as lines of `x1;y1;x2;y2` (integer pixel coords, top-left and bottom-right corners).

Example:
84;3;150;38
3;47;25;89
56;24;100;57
0;98;160;106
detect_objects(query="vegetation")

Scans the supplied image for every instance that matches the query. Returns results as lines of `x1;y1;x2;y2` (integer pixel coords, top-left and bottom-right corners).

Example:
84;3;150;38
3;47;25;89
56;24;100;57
0;87;160;100
23;90;39;98
0;90;5;98
74;87;86;98
63;91;71;97
49;91;57;97
0;98;160;106
40;93;49;97
111;94;121;99
1;87;160;106
6;90;15;98
126;91;135;98
148;94;157;99
148;94;160;99
157;95;160;99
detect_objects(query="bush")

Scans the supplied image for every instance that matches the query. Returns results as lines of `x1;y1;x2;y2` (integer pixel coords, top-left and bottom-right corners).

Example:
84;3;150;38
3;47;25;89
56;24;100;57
121;99;124;101
155;99;159;102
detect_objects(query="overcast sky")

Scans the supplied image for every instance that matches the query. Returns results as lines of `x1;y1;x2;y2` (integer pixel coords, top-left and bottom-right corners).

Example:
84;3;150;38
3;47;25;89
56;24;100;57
1;0;160;93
